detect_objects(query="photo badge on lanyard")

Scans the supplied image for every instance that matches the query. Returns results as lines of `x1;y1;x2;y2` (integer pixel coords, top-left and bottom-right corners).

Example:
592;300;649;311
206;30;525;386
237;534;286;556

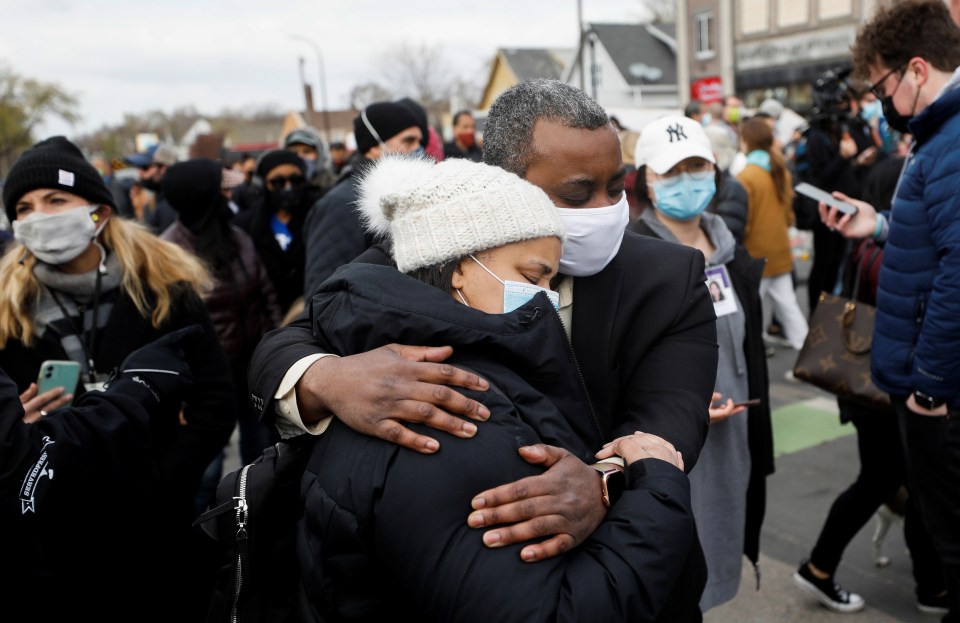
705;265;737;318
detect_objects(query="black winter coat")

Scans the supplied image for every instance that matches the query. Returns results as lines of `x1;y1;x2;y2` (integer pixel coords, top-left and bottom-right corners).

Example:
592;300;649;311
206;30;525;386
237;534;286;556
251;231;718;471
0;285;235;494
0;366;193;623
162;222;282;364
301;156;380;298
234;187;321;315
296;263;697;622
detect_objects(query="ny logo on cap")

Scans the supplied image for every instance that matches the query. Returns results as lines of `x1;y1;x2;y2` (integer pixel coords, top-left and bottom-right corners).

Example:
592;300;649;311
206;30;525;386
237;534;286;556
666;124;688;143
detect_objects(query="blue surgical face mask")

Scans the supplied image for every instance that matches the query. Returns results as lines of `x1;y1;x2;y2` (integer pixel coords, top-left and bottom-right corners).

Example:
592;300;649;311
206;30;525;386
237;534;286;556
700;113;712;127
861;99;883;122
461;254;560;313
651;172;717;221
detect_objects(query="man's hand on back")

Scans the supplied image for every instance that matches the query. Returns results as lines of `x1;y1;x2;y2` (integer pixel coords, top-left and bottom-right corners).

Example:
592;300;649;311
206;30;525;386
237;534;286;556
296;343;491;453
467;444;606;562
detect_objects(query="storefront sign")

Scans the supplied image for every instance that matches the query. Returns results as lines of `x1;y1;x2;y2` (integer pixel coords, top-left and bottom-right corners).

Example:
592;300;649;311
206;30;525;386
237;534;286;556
736;26;856;71
691;77;723;103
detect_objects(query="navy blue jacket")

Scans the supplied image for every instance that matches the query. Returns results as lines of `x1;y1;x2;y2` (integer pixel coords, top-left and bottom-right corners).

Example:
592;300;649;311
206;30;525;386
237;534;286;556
873;81;960;406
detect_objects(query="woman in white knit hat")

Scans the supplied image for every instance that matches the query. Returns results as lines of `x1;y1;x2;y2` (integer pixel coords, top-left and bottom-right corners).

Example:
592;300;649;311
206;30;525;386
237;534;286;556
293;155;693;622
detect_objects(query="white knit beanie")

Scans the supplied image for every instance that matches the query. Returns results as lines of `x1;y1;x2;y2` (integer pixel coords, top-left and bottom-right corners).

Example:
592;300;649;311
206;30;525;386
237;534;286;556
356;155;564;273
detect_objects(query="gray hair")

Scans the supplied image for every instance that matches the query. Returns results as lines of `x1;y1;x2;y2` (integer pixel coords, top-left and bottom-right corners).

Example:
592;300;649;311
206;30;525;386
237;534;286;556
483;79;611;176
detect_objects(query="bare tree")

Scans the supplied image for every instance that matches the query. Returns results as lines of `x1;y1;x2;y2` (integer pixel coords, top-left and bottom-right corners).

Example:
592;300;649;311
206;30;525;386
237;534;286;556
0;64;79;175
638;0;676;23
348;82;395;111
351;42;483;127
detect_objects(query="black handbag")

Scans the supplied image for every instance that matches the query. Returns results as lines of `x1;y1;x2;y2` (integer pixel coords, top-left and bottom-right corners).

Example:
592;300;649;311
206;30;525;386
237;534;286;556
792;243;890;408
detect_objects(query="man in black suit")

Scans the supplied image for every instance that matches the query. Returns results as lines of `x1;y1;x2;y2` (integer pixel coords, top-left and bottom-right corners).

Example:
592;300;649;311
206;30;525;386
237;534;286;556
249;79;717;619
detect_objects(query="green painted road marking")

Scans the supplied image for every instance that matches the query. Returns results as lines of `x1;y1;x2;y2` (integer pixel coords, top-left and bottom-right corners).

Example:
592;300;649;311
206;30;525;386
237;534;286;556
772;397;854;457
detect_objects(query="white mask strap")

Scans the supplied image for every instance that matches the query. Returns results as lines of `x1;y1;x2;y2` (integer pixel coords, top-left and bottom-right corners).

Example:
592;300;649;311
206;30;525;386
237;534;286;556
455;289;468;306
361;109;386;148
468;254;504;285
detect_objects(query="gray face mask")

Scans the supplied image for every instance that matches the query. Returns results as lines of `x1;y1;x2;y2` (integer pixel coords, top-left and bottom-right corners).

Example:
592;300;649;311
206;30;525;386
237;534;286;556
13;205;105;266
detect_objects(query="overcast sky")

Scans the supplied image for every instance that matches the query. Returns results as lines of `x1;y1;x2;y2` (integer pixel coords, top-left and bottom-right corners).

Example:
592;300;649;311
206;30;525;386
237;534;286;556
2;0;650;140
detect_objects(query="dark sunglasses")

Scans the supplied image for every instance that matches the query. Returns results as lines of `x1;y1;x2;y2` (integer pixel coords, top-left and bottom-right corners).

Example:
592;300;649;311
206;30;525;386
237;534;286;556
265;174;306;192
866;64;905;99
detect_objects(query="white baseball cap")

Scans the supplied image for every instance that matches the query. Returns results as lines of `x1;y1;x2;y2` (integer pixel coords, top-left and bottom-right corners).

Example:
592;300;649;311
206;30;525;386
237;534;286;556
634;115;716;175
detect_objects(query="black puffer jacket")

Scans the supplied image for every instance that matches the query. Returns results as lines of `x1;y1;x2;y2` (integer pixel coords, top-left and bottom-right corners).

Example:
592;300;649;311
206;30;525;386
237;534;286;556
0;339;208;623
162;222;282;363
296;263;697;623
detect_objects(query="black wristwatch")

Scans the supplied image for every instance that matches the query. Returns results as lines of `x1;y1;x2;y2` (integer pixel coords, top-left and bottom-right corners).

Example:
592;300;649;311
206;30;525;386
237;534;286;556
591;462;625;508
913;390;946;411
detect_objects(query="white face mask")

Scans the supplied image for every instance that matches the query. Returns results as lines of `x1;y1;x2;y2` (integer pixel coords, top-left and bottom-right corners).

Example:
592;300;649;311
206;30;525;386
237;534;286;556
13;205;105;266
459;254;560;313
554;192;629;277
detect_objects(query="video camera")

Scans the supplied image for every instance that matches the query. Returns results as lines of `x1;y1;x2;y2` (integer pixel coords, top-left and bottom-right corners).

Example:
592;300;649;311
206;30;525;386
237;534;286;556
810;67;855;124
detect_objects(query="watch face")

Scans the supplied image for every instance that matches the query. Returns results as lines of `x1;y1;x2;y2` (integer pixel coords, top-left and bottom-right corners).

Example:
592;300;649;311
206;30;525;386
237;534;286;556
602;470;625;507
914;391;943;410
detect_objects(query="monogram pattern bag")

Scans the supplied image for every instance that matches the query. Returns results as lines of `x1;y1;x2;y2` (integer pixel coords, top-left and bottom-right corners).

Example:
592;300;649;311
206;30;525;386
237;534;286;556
792;243;890;408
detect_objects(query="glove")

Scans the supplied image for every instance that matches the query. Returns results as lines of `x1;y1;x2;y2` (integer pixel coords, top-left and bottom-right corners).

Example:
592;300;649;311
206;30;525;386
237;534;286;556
108;325;202;407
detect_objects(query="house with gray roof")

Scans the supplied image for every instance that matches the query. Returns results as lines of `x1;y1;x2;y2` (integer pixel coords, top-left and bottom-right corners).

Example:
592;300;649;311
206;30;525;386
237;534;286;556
564;22;680;125
479;48;573;109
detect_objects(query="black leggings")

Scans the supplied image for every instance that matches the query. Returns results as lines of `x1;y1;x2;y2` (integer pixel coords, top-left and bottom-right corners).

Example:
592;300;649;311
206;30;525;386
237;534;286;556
809;400;944;598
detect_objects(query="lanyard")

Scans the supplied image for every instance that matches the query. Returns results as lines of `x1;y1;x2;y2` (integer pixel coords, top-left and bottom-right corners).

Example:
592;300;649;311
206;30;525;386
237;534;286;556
46;268;103;385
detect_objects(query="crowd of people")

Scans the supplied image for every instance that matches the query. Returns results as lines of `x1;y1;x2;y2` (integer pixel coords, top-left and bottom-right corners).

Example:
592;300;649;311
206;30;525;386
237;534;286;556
1;1;959;622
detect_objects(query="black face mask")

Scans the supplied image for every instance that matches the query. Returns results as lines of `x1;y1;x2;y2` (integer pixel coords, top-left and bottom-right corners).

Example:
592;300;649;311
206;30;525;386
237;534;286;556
881;96;913;134
140;177;161;192
268;187;306;214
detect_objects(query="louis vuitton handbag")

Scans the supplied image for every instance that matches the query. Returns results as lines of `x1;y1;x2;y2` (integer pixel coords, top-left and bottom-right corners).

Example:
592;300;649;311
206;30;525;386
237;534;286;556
793;242;890;408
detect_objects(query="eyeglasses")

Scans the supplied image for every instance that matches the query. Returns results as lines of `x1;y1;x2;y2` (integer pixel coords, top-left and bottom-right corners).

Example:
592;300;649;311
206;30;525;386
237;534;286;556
265;174;306;192
655;159;715;185
866;64;905;99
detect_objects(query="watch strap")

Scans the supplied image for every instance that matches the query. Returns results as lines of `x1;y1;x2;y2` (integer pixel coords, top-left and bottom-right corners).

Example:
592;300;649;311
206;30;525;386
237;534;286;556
591;462;625;508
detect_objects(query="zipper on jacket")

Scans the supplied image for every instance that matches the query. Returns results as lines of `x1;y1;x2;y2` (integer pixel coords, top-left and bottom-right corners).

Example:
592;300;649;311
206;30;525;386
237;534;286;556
908;295;926;370
230;463;252;623
520;304;604;444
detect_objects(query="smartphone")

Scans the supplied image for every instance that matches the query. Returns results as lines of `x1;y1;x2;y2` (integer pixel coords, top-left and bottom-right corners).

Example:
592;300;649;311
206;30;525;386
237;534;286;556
36;360;81;410
733;398;762;408
794;182;858;216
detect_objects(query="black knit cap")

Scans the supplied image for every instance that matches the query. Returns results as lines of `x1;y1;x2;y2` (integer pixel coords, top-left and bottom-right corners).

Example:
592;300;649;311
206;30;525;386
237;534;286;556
395;97;429;148
162;158;222;225
255;149;305;180
3;136;116;222
353;102;423;155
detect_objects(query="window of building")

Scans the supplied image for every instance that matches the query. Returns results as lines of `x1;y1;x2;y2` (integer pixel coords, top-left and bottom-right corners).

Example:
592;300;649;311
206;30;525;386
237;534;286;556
694;11;715;59
778;0;809;27
740;0;769;35
819;0;852;20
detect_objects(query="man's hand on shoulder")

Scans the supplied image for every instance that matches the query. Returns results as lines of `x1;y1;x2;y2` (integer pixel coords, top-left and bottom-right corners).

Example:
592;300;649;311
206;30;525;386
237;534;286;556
296;343;491;453
467;444;606;562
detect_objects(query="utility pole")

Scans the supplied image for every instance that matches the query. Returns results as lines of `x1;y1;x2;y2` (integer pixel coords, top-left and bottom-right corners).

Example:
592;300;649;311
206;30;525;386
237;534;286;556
577;0;585;90
289;35;331;143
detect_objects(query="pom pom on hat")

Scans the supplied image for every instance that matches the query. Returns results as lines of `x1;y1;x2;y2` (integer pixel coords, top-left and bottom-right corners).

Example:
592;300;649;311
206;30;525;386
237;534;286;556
355;155;564;273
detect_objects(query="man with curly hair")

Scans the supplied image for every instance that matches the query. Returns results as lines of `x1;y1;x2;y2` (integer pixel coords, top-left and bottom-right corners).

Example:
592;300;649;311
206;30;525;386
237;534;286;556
818;1;960;619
